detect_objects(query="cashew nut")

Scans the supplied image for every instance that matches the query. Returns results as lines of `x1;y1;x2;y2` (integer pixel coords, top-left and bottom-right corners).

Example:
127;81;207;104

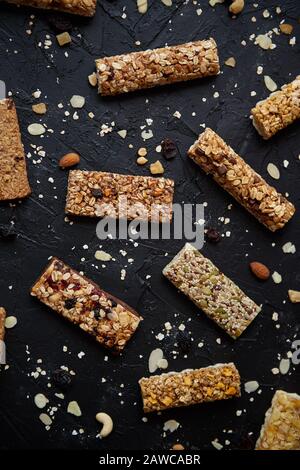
96;412;113;438
229;0;245;15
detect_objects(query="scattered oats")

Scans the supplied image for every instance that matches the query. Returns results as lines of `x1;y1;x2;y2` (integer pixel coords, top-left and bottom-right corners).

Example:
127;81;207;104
88;112;94;119
213;91;219;98
117;129;127;139
137;0;148;14
161;0;172;6
163;420;180;433
56;32;71;47
173;111;181;119
137;147;147;157
209;0;224;6
67;401;82;417
282;242;296;254
150;160;164;175
39;413;52;426
70;95;85;109
224;57;236;67
236;410;242;416
156;333;164;341
32;103;47;115
244;381;259;393
257;66;263;75
5;316;17;328
263;9;270;18
272;271;282;284
196;8;202;15
34;393;49;409
157;358;168;369
279;358;290;375
120;269;126;280
276;7;281;14
272;312;278;321
32;90;41;99
165;322;172;331
141;129;153;140
288;290;300;303
251;91;257;96
251;16;257;22
283;160;289;168
137;156;148;165
198;342;204;348
289;37;296;46
255;34;272;50
28;123;45;136
264;74;278;93
95;250;112;262
211;439;223;450
267;162;280;180
88;72;97;87
178;323;185;331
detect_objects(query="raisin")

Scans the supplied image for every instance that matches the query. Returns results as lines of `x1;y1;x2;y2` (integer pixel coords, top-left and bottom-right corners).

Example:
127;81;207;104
205;227;221;243
161;138;178;160
110;300;117;308
177;331;191;353
64;298;76;309
47;14;73;32
94;308;101;320
0;223;17;241
52;369;72;390
91;188;103;198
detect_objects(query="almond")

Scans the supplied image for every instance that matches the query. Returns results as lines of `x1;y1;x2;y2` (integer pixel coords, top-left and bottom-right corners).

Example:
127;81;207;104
59;152;80;169
249;261;270;280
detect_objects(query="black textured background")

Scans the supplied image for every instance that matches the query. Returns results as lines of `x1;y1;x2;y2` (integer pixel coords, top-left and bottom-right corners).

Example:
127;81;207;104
0;0;299;450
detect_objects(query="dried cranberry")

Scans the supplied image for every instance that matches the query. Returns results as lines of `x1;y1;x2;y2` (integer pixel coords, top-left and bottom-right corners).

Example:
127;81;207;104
0;223;17;241
47;14;73;32
52;369;72;390
176;331;191;353
64;298;76;309
91;188;103;198
161;138;178;160
205;227;221;243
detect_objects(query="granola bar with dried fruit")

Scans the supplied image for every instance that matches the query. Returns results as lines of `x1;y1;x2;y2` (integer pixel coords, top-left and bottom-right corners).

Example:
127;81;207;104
65;170;174;222
0;307;6;341
256;390;300;450
0;99;31;201
139;362;241;413
251;75;300;139
163;243;261;339
96;39;219;96
188;128;295;231
5;0;97;16
31;258;142;354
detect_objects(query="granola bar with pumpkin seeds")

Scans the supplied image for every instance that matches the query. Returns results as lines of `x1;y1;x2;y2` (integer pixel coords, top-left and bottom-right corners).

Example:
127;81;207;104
251;75;300;139
188;128;295;231
96;39;219;96
5;0;97;16
163;243;261;339
256;390;300;450
31;258;142;354
65;170;174;222
0;99;31;201
139;363;241;413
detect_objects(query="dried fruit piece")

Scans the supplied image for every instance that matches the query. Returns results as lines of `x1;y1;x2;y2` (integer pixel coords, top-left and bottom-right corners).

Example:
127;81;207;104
279;23;293;35
52;369;72;390
32;103;47;115
56;32;71;47
137;156;148;165
88;72;97;87
229;0;244;15
161;138;178;160
264;76;277;92
150;160;164;175
137;147;147;157
288;290;300;303
249;262;270;280
91;188;103;198
205;227;221;243
59;152;80;169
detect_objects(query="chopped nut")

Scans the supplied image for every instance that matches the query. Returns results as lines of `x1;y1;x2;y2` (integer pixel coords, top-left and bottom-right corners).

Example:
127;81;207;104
171;444;185;451
32;103;47;115
67;400;82;417
264;75;278;92
59;152;80;169
137;156;148;165
250;262;270;281
224;57;236;67
137;147;147;158
5;316;17;328
280;23;293;35
229;0;244;15
137;0;148;14
88;72;98;87
150;160;164;175
288;290;300;303
56;31;71;47
117;129;127;139
70;95;85;109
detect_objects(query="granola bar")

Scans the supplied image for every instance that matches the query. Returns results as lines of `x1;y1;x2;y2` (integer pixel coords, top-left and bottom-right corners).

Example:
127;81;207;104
256;390;300;450
65;170;175;222
251;76;300;139
0;308;6;342
0;99;31;201
5;0;97;16
163;243;261;339
31;258;142;353
188;128;295;231
139;362;241;413
96;39;220;96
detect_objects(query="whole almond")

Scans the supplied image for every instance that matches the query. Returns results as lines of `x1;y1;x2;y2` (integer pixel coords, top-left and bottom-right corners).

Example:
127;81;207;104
249;262;270;281
59;152;80;169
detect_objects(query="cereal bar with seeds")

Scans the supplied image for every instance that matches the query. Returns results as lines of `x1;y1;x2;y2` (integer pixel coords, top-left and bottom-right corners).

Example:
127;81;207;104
251;76;300;139
31;258;142;353
0;307;6;342
0;99;31;201
5;0;97;16
95;39;220;96
139;362;241;413
188;128;295;231
256;390;300;450
163;243;261;339
65;170;174;222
